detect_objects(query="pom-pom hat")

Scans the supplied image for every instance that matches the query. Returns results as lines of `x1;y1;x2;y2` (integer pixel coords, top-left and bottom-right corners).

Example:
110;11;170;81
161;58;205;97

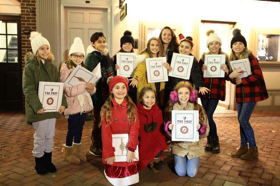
206;30;222;47
120;30;134;48
231;28;247;48
29;31;50;54
109;76;129;92
69;37;85;56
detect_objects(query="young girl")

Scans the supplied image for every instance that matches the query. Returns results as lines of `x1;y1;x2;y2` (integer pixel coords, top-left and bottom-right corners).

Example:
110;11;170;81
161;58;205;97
85;32;115;156
130;37;169;107
164;35;209;106
164;81;209;177
228;29;268;160
60;37;96;164
159;26;179;56
199;30;230;154
137;87;167;172
22;32;67;174
101;76;140;186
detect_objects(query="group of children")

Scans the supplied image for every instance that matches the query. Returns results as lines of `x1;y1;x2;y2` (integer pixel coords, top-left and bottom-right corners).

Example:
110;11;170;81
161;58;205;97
22;26;268;185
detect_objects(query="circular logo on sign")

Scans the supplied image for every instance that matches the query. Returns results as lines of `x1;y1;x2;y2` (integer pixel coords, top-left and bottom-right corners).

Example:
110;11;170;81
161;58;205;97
177;66;184;72
123;65;130;71
210;66;217;72
46;97;54;105
154;70;160;77
180;126;188;134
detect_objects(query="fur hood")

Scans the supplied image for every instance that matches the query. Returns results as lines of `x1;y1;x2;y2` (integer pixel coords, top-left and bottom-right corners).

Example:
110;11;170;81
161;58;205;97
24;52;36;65
86;45;108;56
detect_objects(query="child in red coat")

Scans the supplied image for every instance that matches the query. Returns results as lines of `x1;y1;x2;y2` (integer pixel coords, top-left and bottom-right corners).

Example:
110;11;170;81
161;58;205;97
101;76;140;186
137;87;167;172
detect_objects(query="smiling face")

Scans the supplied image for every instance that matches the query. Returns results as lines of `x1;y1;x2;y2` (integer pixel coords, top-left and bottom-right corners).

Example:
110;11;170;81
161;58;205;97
232;41;246;56
177;87;190;106
122;42;133;52
112;82;127;101
37;45;50;60
92;36;106;52
179;41;192;55
208;41;221;54
141;90;156;110
149;39;160;55
70;52;84;66
161;29;172;44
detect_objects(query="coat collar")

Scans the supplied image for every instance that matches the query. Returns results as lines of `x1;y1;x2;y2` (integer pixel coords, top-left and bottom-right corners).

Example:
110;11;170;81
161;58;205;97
111;97;128;107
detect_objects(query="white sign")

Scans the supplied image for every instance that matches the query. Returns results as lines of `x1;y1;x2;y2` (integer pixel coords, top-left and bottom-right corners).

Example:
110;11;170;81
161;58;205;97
169;53;194;80
146;57;168;83
203;54;226;78
230;58;252;79
117;53;136;77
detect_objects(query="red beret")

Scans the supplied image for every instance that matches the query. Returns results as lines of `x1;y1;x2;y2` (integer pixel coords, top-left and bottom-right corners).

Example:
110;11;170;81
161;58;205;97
109;76;129;92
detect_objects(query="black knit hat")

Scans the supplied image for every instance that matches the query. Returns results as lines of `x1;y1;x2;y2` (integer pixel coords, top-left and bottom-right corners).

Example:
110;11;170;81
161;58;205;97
120;30;134;48
231;28;247;48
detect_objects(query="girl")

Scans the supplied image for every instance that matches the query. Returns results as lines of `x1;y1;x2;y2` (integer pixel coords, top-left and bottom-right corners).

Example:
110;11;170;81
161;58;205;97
130;37;169;107
101;76;140;186
199;30;230;154
113;30;144;104
164;81;209;177
228;29;268;160
60;37;96;164
137;86;167;172
85;32;115;156
159;26;179;56
164;35;209;106
22;32;67;174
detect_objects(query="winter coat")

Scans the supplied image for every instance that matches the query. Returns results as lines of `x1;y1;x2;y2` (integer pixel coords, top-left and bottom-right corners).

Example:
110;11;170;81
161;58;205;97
84;46;115;106
198;51;230;101
133;52;165;105
22;53;67;124
229;52;268;103
101;98;140;167
60;63;96;115
166;102;209;159
137;103;167;171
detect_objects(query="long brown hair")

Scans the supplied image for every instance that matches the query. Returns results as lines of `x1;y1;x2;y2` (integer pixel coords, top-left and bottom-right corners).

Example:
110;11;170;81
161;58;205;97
159;26;179;53
140;37;164;58
164;81;207;123
138;86;157;104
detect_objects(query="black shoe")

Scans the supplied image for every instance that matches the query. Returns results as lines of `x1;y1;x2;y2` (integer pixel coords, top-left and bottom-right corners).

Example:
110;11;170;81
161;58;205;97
35;156;47;175
44;152;57;173
212;137;220;154
154;161;167;171
205;136;212;151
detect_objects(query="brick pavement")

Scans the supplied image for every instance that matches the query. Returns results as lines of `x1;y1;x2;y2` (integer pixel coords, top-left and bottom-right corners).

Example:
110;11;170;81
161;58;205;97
0;110;280;186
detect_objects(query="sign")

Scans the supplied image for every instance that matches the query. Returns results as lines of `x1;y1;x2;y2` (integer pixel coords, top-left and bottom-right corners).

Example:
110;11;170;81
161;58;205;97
203;54;226;78
146;57;168;83
169;53;194;80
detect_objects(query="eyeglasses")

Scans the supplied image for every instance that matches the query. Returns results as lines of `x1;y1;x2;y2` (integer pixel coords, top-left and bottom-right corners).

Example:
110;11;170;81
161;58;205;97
71;54;84;59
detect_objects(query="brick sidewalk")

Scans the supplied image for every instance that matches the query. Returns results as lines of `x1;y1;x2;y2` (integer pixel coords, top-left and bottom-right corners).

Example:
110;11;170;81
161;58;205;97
0;111;280;186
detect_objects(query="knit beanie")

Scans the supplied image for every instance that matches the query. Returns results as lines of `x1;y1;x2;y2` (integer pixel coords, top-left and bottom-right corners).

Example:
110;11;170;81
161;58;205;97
29;31;50;54
109;76;129;92
206;30;222;47
120;30;134;48
231;28;247;48
69;37;85;56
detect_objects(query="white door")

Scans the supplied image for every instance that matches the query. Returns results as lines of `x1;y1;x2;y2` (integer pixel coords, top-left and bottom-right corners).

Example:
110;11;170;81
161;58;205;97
63;7;107;60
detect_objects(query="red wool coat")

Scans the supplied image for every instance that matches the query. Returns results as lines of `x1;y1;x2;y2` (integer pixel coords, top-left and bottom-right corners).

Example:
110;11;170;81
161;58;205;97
101;98;140;167
136;103;167;171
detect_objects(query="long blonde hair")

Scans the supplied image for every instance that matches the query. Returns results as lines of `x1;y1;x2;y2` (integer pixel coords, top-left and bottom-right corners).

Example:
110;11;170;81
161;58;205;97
164;81;207;123
140;37;164;58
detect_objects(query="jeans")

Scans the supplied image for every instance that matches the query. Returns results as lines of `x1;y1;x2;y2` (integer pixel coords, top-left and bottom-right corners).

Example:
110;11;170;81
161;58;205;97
237;102;257;148
174;154;200;177
201;98;219;138
66;113;86;146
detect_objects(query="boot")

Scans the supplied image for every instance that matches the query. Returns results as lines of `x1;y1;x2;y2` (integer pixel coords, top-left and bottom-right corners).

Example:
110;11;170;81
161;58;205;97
63;145;80;164
231;146;248;158
35;156;47;175
205;136;212;151
153;158;167;171
212;137;220;154
241;147;258;160
89;138;102;156
73;143;87;162
148;159;158;173
44;152;57;173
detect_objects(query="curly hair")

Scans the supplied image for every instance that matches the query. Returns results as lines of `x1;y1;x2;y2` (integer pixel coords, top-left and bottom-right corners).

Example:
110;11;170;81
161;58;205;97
164;81;207;123
159;26;179;53
140;37;164;58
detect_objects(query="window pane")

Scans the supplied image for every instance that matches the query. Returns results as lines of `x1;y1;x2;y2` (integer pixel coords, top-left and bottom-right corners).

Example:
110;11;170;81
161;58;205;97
7;22;17;34
0;35;6;48
8;36;17;49
8;49;18;63
0;49;7;63
0;21;6;34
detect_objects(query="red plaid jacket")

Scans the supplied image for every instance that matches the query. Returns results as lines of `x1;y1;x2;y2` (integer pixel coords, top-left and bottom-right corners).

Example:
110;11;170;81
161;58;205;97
230;53;268;103
198;52;230;101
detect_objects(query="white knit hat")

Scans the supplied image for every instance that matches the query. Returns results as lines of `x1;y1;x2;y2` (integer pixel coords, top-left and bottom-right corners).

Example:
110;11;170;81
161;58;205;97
206;30;222;47
29;31;50;54
69;37;85;56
